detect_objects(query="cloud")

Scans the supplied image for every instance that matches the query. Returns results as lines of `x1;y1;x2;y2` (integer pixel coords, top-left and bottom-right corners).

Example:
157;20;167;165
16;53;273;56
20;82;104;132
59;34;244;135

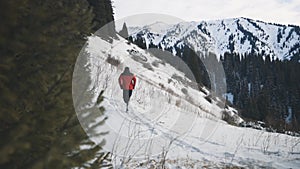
112;0;300;26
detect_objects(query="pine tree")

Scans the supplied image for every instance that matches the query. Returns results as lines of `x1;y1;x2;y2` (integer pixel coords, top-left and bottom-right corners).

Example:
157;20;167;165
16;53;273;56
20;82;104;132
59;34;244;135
87;0;116;34
0;0;114;168
119;22;129;38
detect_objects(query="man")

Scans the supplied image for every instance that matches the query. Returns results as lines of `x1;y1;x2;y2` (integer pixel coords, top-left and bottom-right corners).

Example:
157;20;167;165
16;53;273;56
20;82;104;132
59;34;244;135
118;67;136;111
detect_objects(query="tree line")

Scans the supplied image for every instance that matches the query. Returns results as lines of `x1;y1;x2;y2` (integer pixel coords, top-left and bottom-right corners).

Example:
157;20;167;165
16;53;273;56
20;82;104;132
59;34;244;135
128;30;300;132
221;52;300;132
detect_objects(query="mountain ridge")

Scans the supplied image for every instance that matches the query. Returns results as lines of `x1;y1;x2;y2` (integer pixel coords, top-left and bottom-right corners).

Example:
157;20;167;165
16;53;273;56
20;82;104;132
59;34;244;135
128;17;300;61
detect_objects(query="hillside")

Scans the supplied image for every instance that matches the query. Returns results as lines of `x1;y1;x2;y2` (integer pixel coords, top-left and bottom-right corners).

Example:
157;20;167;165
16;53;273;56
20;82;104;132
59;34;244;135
127;17;300;132
73;34;300;168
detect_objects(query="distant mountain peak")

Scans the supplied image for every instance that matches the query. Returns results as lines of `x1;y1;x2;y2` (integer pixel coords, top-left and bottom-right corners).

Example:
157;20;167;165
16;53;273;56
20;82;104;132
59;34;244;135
128;17;300;61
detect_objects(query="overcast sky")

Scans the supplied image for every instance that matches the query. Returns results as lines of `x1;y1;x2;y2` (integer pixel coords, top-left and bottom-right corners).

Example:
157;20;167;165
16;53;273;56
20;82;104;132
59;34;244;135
112;0;300;28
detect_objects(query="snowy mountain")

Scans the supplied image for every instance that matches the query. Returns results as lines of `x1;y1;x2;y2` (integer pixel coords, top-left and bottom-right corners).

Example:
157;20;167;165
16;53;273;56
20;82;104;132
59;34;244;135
128;17;300;61
73;34;300;168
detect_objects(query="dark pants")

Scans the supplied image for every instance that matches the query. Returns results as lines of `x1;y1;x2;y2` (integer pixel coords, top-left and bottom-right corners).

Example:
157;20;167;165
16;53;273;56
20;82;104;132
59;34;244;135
123;90;133;104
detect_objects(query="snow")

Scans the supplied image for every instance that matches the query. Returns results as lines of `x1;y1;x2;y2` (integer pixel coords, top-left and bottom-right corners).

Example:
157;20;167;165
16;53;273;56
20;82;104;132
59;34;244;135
144;21;171;34
248;83;251;96
128;17;300;61
285;106;293;124
73;35;300;168
224;93;234;104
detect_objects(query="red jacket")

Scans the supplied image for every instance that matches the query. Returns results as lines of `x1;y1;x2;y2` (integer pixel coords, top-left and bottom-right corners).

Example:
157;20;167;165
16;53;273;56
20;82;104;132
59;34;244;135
119;72;136;90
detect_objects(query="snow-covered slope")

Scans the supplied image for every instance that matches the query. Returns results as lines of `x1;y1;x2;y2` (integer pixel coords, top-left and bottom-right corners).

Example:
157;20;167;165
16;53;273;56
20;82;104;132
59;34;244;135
73;35;300;168
129;17;300;61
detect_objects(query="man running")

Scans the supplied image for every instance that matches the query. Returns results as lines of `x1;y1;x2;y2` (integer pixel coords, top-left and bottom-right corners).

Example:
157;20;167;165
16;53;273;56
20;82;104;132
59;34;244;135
118;67;136;111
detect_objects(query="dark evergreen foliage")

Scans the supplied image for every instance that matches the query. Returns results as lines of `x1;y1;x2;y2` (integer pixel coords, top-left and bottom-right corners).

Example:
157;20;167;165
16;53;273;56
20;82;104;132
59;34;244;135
221;52;300;132
128;37;211;87
87;0;115;31
0;0;115;168
119;22;129;39
130;34;147;49
277;28;283;43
